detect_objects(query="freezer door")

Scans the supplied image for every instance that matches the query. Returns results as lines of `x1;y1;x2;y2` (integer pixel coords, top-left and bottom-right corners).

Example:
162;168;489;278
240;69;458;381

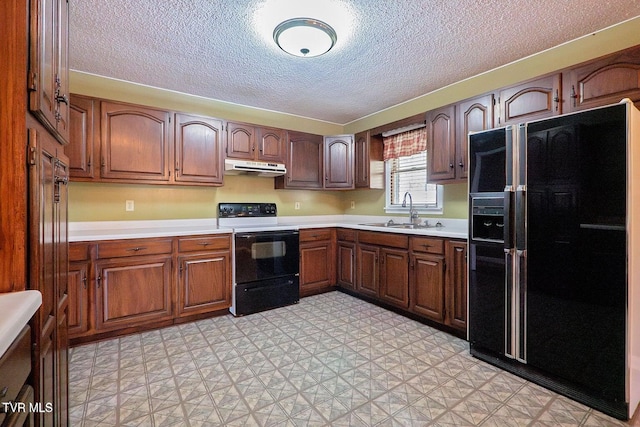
468;242;508;356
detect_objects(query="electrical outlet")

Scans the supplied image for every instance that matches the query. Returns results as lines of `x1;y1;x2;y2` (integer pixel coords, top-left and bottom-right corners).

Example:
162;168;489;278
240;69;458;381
125;200;135;211
350;201;356;209
294;202;300;210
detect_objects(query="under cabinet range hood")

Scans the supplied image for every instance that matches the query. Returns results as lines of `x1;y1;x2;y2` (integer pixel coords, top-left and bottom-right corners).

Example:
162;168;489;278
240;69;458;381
224;159;286;177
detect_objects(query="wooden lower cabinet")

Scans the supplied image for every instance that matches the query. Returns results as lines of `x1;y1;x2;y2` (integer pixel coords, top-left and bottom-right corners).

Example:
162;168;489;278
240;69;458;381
337;242;356;290
343;231;467;336
380;248;409;309
355;231;410;306
299;228;335;296
445;240;467;332
408;237;467;333
95;255;173;331
68;234;232;343
336;229;357;290
410;252;445;322
356;244;380;298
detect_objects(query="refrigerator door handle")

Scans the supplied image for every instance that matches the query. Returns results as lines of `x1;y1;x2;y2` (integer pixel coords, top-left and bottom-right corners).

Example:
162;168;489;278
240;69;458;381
504;190;514;249
504;248;516;358
515;186;526;251
515;248;527;362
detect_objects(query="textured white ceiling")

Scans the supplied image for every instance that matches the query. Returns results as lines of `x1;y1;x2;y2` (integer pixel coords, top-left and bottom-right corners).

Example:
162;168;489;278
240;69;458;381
69;0;640;124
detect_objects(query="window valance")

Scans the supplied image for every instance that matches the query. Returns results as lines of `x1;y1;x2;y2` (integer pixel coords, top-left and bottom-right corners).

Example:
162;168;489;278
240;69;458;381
382;127;427;161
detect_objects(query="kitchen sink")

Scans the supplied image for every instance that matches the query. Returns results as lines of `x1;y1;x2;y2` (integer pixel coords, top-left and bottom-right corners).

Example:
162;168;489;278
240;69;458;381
359;222;443;229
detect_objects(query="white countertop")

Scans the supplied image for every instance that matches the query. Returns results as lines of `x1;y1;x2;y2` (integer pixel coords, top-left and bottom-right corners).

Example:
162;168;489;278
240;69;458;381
0;290;41;357
69;219;232;242
69;216;468;241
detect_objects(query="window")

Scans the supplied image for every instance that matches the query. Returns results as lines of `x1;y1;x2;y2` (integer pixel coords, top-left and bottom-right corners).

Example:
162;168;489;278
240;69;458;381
385;151;443;214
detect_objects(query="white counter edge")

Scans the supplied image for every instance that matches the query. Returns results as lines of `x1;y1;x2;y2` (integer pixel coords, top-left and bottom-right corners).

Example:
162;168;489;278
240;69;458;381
0;290;42;357
69;215;468;241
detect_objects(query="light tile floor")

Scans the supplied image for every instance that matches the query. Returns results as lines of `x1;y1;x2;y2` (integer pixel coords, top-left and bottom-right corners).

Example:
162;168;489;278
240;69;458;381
69;291;633;426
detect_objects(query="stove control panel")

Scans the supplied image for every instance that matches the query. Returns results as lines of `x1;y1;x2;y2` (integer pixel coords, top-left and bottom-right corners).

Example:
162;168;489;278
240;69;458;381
218;202;277;217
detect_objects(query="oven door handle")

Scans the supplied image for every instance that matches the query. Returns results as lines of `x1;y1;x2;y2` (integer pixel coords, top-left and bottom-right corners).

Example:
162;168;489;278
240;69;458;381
236;231;299;239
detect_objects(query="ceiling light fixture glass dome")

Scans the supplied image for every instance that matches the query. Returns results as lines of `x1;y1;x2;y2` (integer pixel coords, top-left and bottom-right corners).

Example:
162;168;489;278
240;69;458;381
273;18;337;57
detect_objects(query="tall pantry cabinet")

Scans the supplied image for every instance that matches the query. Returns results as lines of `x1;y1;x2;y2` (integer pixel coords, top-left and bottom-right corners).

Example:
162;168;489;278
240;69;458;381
1;0;71;425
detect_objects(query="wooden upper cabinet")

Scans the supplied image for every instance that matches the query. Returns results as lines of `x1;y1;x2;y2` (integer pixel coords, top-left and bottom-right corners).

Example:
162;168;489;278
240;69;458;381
226;122;255;160
174;113;224;185
427;104;456;182
275;131;324;189
456;94;494;180
355;131;384;189
564;46;640;113
324;135;354;189
257;127;286;163
498;74;561;125
29;0;70;145
227;122;286;163
100;101;171;181
354;131;370;188
67;95;96;179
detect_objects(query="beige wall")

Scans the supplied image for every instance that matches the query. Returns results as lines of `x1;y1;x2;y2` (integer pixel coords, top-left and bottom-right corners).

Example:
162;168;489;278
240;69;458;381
68;17;640;222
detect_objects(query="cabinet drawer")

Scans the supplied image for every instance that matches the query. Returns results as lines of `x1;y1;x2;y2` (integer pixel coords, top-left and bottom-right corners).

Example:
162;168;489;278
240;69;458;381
410;237;444;254
0;326;31;409
178;235;231;252
97;238;172;259
358;231;408;249
337;228;356;242
69;242;91;261
300;228;332;242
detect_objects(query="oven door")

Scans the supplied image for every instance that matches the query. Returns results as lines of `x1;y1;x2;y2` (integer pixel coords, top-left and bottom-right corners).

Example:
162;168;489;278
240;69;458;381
235;230;299;284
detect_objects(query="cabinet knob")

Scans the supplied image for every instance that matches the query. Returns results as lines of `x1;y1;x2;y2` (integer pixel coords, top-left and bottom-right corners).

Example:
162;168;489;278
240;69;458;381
458;161;464;168
449;163;454;169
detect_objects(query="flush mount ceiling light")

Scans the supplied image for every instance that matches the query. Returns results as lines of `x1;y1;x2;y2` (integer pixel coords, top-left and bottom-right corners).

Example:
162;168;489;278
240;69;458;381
273;18;337;57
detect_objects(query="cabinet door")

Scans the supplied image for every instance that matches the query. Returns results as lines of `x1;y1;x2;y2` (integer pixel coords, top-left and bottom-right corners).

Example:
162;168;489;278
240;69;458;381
324;135;354;189
354;131;370;188
337;242;356;290
37;328;55;427
446;240;467;332
29;0;69;144
257;127;286;163
178;251;231;316
300;241;334;294
499;74;561;125
564;46;640;112
380;248;409;308
30;131;57;334
95;255;172;331
427;105;456;182
174;113;224;184
56;296;69;427
278;131;324;189
100;101;171;181
456;94;494;180
29;0;57;139
356;244;379;298
68;261;89;336
67;96;95;178
409;252;445;322
54;0;70;144
226;122;255;160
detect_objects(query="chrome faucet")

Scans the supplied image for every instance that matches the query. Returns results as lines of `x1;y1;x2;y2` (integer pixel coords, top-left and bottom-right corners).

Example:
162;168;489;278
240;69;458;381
402;192;420;224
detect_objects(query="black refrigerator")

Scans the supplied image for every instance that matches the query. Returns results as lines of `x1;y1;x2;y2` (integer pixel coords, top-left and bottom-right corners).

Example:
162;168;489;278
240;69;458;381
467;100;640;420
